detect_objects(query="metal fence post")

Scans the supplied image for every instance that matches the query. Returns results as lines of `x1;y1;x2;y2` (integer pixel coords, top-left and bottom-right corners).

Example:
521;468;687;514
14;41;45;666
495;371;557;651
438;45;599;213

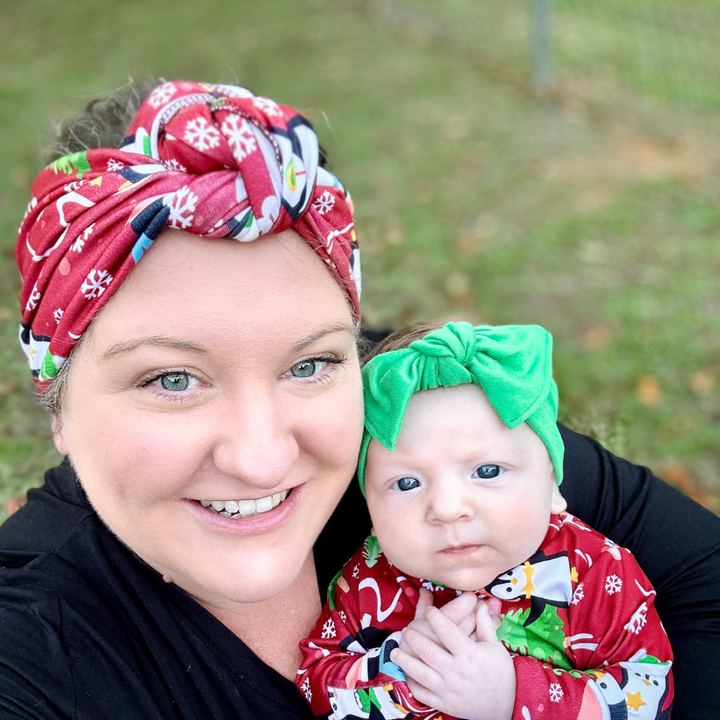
531;0;553;95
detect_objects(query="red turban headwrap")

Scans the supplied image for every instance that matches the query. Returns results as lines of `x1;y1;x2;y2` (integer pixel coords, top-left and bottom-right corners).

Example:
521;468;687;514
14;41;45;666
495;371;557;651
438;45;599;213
16;80;361;391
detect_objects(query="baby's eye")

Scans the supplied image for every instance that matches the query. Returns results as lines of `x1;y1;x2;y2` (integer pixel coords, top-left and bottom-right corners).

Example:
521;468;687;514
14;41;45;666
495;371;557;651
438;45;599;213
392;477;420;492
472;464;504;480
289;359;328;378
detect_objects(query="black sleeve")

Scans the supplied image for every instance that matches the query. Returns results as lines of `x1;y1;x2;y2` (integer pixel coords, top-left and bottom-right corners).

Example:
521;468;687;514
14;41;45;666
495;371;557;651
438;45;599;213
559;424;720;720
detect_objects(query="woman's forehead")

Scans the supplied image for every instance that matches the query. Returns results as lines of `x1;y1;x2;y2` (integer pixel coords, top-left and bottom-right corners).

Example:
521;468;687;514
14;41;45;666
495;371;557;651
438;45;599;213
89;228;354;349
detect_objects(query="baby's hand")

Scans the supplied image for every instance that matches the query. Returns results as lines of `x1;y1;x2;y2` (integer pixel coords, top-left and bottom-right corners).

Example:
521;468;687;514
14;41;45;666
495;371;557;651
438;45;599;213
398;588;477;662
392;602;516;720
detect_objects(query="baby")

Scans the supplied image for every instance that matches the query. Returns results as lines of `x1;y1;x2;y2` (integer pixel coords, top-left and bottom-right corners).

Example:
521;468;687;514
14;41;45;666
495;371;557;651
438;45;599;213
297;322;673;720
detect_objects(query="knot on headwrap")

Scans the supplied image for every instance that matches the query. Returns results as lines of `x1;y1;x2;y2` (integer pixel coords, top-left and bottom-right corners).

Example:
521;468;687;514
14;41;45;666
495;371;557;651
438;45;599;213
358;322;564;492
16;80;361;390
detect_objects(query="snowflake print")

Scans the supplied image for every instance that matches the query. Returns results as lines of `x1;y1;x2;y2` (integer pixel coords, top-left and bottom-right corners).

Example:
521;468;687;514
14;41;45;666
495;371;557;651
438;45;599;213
71;223;95;253
81;269;113;299
53;308;64;324
549;683;564;703
168;187;199;229
339;611;347;624
421;580;444;593
148;82;177;109
163;158;187;173
22;196;38;221
624;602;648;635
352;564;360;579
571;583;585;605
313;190;336;216
221;115;257;162
184;116;220;152
605;574;623;595
253;96;282;116
321;618;336;639
301;676;312;702
106;159;125;172
25;283;41;312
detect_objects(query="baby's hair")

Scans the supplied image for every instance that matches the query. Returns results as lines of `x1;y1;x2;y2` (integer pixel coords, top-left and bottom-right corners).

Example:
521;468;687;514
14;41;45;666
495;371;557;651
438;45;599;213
366;321;447;361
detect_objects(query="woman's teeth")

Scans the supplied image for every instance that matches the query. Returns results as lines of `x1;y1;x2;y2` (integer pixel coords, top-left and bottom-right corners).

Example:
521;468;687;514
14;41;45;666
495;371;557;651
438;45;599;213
199;491;288;518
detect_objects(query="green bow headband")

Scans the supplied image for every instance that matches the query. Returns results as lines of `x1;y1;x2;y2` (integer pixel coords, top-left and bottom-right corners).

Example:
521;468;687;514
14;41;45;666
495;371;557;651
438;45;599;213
358;322;564;494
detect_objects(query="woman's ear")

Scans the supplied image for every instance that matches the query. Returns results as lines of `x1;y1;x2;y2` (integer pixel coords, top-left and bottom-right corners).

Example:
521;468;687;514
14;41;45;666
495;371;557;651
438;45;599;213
51;414;68;455
550;483;567;514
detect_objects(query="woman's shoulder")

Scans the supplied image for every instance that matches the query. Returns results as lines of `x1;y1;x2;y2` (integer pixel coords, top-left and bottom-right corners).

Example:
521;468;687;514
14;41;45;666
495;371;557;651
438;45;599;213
0;459;93;564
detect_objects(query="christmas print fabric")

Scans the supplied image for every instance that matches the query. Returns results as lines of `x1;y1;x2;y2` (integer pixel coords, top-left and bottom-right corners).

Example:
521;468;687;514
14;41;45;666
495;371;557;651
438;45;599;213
16;81;360;391
298;513;673;720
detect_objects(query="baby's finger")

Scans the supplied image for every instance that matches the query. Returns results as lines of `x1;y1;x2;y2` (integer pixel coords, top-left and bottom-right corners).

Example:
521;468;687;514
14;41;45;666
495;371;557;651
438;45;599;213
413;587;433;620
475;601;501;644
401;624;453;670
438;591;478;626
405;676;444;713
424;606;474;656
390;648;444;696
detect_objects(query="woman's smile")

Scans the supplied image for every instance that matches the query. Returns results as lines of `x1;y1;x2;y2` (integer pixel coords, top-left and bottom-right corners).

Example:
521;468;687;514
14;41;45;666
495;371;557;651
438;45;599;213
183;484;304;536
197;489;290;517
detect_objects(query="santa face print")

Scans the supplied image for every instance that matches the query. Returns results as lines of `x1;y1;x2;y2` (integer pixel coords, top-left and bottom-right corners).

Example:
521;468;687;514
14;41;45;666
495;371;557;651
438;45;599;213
364;384;566;591
53;229;364;610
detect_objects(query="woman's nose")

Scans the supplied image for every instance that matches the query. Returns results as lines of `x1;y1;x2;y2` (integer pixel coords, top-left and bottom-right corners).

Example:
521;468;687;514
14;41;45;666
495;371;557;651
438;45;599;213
426;479;475;525
212;385;299;489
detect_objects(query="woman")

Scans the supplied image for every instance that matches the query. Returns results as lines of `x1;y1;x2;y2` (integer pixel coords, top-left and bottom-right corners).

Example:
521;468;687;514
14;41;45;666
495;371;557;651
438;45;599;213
1;80;718;719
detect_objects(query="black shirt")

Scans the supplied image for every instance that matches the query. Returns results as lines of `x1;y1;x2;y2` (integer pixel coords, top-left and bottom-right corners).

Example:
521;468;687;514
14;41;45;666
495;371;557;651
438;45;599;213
1;427;719;719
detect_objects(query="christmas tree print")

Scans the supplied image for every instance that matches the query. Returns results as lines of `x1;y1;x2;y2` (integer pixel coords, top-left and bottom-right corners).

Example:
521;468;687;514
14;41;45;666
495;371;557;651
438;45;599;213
497;605;572;670
51;151;92;179
363;536;382;568
326;568;343;611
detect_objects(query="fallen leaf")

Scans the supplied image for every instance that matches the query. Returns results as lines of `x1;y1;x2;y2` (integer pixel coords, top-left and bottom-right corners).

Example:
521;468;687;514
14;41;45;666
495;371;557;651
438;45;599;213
660;461;716;511
445;271;473;309
581;324;613;350
690;369;715;396
386;226;404;247
7;496;27;516
636;375;662;407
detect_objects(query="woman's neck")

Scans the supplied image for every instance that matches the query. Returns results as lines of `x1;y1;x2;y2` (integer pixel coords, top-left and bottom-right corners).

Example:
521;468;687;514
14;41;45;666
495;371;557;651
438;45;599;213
197;553;322;681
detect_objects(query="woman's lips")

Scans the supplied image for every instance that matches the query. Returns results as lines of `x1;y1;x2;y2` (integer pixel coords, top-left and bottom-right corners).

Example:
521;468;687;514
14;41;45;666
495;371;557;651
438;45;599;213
183;484;303;536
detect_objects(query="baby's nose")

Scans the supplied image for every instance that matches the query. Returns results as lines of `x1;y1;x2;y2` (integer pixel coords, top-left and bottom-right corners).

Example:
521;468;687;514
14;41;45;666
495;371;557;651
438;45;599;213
426;482;475;524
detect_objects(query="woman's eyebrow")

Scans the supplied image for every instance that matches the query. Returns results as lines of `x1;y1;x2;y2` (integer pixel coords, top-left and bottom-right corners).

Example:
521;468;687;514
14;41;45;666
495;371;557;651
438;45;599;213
291;322;356;351
102;335;209;359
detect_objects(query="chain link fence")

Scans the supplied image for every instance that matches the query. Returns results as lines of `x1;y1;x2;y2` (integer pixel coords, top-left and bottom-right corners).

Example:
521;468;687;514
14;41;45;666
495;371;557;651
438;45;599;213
352;0;720;139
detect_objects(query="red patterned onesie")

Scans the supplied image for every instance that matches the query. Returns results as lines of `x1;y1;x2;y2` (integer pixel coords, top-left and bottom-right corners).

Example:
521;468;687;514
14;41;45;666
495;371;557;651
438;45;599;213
298;513;673;720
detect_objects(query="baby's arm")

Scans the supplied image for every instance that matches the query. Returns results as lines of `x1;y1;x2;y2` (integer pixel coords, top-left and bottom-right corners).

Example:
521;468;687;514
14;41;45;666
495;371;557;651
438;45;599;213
508;543;673;719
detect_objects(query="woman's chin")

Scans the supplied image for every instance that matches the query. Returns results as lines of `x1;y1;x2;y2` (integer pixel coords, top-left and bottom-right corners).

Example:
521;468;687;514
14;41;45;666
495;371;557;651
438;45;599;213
170;552;309;607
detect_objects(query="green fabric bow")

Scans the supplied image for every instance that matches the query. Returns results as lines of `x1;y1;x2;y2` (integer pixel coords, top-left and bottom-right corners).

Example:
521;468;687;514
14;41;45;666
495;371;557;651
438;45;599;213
358;322;564;493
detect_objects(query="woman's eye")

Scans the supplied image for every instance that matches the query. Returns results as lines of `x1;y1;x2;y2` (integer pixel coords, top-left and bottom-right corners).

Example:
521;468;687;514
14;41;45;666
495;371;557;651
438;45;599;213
472;464;504;480
156;372;196;392
289;359;328;378
392;477;420;492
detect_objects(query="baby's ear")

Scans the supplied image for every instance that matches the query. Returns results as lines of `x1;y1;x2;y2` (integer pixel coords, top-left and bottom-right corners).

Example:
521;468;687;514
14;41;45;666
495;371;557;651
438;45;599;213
550;483;567;514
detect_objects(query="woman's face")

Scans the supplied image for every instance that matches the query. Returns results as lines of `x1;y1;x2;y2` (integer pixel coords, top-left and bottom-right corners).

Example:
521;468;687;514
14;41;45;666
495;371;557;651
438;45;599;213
53;229;364;607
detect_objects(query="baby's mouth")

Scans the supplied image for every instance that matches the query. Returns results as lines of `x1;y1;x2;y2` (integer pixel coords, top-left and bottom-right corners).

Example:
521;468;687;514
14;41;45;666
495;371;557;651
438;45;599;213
196;490;290;519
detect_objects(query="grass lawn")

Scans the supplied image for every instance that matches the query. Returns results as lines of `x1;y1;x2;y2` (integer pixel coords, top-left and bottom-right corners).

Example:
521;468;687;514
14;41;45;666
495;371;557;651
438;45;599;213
0;0;718;520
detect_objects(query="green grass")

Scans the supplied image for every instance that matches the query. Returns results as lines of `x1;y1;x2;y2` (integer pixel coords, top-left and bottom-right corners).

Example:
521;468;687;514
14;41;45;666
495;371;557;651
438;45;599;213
1;0;718;520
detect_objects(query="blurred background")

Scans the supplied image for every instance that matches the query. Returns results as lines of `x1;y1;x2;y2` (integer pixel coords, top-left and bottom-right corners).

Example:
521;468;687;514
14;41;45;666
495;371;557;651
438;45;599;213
1;0;718;520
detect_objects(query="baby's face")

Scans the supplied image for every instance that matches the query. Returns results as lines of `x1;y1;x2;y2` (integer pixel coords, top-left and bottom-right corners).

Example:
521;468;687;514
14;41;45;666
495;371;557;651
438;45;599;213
364;384;566;591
